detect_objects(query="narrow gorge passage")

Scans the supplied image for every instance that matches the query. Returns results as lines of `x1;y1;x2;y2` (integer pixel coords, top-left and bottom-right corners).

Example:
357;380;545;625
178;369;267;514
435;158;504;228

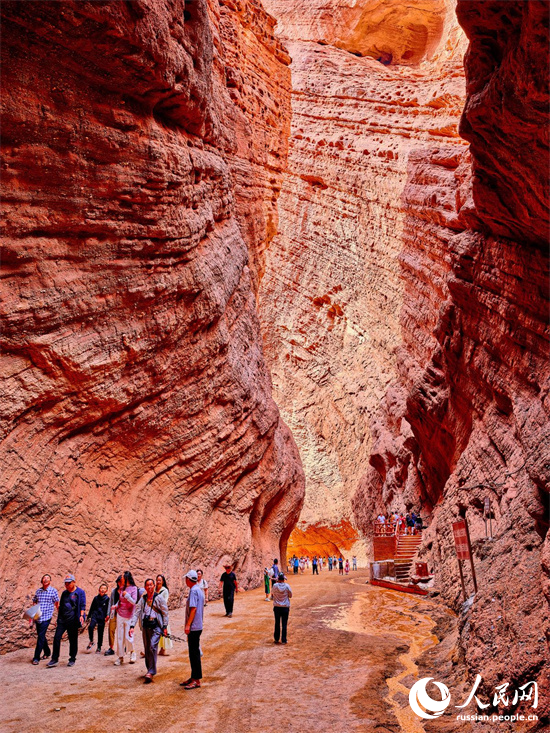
1;0;548;731
3;573;446;733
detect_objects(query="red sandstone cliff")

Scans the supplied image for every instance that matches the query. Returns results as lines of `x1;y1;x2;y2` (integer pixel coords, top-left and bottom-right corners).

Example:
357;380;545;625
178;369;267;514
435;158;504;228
0;0;304;650
259;0;466;561
353;0;549;724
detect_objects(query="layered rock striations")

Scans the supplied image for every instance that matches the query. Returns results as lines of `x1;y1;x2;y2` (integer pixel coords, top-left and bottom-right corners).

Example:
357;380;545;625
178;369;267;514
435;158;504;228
0;0;304;650
354;0;549;721
259;0;466;559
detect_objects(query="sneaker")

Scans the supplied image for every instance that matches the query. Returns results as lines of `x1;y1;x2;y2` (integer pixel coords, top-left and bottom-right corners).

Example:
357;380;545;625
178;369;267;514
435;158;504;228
129;652;136;664
273;640;280;644
180;678;193;686
144;674;153;684
67;660;76;667
104;649;115;656
95;648;102;654
282;641;287;645
114;658;123;666
32;659;40;665
86;642;94;651
264;598;270;602
46;660;58;668
227;613;232;618
183;680;201;689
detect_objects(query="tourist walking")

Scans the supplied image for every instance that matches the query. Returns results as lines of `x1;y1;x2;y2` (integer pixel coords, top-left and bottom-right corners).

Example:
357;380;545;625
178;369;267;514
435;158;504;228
155;575;173;656
86;583;109;653
31;574;59;664
264;568;271;601
352;556;357;571
47;574;86;668
299;557;305;574
293;556;299;574
328;556;333;571
219;562;238;617
405;513;414;535
312;556;319;575
181;570;205;689
129;578;169;684
271;573;292;644
197;569;209;606
338;557;344;575
345;559;350;575
113;570;138;665
104;575;123;656
270;559;280;588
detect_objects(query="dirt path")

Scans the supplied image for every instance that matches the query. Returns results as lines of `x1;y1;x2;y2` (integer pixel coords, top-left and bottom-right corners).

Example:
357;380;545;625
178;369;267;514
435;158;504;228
3;572;444;733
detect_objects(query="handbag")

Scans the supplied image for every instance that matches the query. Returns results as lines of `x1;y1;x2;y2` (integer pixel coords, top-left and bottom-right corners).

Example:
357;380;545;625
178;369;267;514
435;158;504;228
23;604;42;621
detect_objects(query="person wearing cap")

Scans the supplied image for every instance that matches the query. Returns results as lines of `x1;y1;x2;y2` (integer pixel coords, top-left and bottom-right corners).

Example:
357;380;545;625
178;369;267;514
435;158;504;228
129;578;169;684
46;575;86;668
219;563;239;617
31;574;59;665
270;572;292;645
181;570;205;689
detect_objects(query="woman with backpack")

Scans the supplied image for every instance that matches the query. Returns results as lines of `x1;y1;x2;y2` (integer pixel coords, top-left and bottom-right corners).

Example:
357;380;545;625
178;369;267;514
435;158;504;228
129;578;169;684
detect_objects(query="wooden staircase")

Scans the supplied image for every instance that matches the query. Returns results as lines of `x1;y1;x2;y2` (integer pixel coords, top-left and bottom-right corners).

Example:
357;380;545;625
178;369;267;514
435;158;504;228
394;533;422;582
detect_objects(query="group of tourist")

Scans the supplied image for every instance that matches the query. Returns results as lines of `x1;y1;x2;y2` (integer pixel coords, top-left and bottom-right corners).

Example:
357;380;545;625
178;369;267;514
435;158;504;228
287;554;358;574
376;511;423;535
28;559;294;686
30;566;211;688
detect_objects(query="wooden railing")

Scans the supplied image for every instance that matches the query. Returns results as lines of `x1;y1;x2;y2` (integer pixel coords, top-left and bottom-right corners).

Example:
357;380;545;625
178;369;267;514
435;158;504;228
373;520;423;537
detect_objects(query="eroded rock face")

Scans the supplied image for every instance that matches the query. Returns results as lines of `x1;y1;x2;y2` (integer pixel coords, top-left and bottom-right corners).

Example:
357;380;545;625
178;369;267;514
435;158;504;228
263;0;451;65
0;0;304;650
354;0;549;718
457;0;549;246
259;0;466;560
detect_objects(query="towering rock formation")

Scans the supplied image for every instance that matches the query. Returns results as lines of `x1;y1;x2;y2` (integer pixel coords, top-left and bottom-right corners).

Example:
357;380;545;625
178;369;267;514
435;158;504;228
0;0;304;650
353;0;549;719
259;0;466;559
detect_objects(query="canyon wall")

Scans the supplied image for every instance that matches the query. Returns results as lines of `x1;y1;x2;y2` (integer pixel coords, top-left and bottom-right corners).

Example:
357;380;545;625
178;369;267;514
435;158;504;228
259;0;466;560
0;0;304;650
353;0;549;722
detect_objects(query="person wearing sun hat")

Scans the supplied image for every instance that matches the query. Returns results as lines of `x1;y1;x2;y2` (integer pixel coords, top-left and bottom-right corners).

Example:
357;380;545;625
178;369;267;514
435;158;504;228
180;570;205;690
218;562;239;617
46;574;86;668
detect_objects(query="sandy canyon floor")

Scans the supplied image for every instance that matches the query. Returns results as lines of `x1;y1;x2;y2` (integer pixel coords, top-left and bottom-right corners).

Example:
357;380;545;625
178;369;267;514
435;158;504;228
4;572;451;733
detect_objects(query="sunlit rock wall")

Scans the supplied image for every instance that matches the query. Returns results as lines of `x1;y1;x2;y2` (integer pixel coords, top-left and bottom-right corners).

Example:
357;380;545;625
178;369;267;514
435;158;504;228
0;0;304;650
354;0;550;720
259;0;466;560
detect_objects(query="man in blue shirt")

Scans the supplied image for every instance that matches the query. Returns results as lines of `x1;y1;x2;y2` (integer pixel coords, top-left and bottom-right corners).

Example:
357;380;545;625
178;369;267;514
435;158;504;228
181;570;205;689
31;574;59;664
47;574;86;668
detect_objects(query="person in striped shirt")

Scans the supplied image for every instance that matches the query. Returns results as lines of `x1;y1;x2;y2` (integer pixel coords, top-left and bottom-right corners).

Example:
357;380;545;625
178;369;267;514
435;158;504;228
32;575;59;665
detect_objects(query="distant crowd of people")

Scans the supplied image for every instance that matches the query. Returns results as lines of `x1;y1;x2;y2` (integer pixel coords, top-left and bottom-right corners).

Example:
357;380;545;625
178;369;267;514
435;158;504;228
27;559;298;685
286;555;358;575
376;511;423;535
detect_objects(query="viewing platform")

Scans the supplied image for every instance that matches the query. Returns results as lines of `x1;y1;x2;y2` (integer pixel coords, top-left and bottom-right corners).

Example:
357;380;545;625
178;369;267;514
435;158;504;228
370;521;429;595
